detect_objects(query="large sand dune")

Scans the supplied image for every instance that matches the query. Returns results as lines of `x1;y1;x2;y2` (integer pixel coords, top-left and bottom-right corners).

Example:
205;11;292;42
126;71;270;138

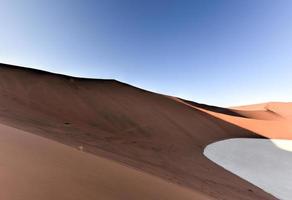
0;123;208;200
0;63;291;199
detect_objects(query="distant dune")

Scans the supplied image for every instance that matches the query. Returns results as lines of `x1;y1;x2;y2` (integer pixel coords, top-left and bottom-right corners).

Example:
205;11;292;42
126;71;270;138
0;63;291;199
233;102;292;119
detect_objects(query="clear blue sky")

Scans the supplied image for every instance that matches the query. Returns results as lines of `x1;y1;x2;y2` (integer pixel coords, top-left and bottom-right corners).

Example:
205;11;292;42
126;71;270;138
1;0;292;106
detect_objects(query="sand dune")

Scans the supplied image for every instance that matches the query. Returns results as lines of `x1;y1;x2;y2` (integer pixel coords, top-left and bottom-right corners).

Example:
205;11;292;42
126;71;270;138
0;123;209;200
233;102;292;119
184;100;292;140
180;99;283;120
0;63;291;199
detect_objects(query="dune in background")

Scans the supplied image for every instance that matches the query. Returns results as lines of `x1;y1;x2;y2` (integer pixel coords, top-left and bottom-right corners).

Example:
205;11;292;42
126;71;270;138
0;63;291;199
233;102;292;120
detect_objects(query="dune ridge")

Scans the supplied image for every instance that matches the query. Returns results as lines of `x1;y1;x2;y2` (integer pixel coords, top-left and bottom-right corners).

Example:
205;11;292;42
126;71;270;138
234;102;292;119
0;63;291;199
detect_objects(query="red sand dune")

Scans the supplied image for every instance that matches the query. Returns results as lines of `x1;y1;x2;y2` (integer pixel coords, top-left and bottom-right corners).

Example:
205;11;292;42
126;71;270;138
0;63;291;199
0;123;208;200
233;102;292;120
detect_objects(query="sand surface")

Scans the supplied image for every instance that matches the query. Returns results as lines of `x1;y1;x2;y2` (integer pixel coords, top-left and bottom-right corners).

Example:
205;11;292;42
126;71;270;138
1;63;291;199
0;123;209;200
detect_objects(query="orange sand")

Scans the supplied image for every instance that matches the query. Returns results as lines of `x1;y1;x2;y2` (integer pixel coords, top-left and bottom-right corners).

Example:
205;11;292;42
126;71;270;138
1;63;291;199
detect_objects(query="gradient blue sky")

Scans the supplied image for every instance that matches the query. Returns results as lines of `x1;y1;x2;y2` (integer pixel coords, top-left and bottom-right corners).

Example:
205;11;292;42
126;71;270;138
1;0;292;106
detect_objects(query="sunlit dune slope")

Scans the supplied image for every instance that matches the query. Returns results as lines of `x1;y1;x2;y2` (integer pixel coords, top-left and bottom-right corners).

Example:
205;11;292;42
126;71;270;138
0;123;209;200
180;99;292;139
233;102;292;119
1;63;291;199
181;100;284;120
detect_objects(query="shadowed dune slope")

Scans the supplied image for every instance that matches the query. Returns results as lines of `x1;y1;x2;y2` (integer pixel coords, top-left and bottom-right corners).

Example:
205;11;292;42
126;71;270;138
180;99;283;120
0;63;291;199
180;100;292;139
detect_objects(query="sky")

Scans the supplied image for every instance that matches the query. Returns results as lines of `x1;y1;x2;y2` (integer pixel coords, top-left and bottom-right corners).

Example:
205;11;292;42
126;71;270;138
1;0;292;107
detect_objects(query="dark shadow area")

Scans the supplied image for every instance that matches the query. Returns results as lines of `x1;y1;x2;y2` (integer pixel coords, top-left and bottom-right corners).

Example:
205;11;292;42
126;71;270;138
179;98;247;118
